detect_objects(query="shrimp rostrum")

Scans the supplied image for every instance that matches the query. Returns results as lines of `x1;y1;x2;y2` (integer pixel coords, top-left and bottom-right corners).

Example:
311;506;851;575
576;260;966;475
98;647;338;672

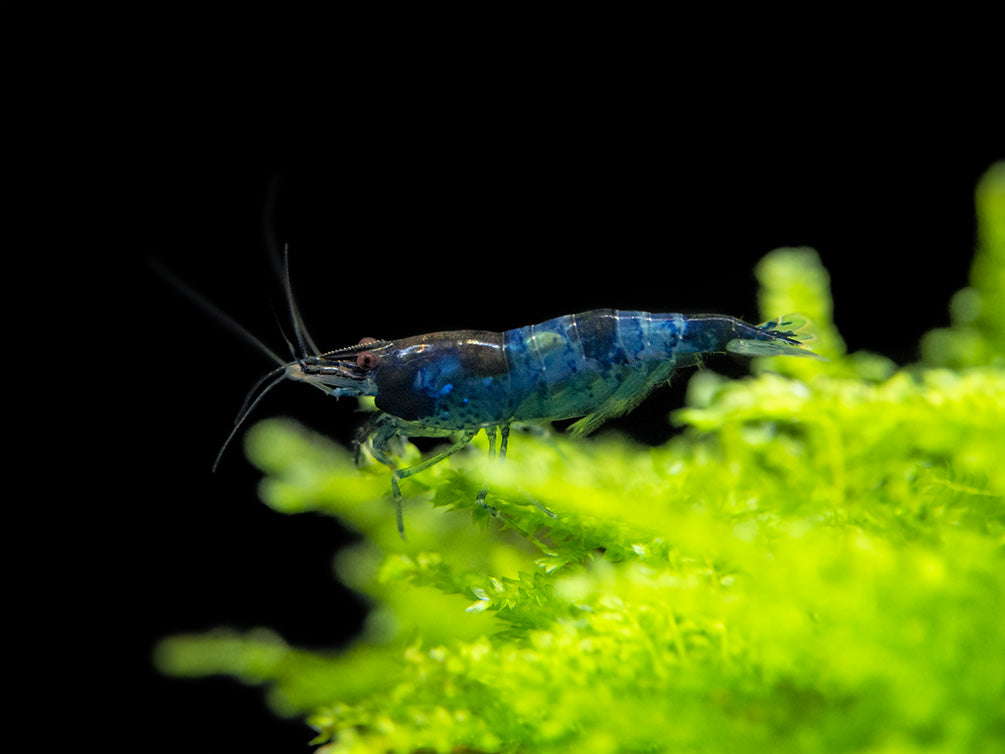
242;306;817;534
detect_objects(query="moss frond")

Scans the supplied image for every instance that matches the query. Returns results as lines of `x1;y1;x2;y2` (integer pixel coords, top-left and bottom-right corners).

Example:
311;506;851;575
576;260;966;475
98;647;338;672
922;161;1005;367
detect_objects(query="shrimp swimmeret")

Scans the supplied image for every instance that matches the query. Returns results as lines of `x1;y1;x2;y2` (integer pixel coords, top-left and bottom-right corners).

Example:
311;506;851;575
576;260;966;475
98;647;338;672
164;259;818;535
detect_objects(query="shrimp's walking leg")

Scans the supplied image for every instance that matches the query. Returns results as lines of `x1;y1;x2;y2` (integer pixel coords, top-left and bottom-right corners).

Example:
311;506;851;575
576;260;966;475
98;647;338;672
474;426;501;510
381;429;479;536
496;424;558;516
476;424;555;520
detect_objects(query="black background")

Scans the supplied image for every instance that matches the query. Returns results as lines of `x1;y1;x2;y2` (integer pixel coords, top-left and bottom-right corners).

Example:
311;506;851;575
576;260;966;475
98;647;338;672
13;51;1002;752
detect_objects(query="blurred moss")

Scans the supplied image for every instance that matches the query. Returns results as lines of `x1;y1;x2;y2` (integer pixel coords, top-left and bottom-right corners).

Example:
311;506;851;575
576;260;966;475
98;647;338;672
922;161;1005;367
157;164;1005;753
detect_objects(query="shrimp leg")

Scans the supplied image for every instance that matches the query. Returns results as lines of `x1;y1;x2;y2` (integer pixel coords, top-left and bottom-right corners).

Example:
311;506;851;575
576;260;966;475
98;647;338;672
477;424;556;520
366;419;479;536
474;425;507;508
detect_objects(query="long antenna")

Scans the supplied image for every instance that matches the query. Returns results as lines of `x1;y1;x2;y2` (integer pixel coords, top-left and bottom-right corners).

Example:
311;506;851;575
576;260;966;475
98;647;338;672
150;259;287;368
281;243;321;358
151;258;295;470
261;175;321;358
212;366;288;471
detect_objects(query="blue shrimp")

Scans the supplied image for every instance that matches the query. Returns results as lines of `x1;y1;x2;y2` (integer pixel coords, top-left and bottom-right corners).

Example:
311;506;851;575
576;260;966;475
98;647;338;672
260;310;816;534
161;260;817;535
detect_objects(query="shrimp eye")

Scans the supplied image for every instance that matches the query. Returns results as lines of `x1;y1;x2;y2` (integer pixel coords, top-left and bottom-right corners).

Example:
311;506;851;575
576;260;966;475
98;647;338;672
358;336;378;346
357;351;378;370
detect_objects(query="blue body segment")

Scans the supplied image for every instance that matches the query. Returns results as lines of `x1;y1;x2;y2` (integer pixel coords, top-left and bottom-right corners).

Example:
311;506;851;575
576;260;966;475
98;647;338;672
505;310;686;423
369;310;699;431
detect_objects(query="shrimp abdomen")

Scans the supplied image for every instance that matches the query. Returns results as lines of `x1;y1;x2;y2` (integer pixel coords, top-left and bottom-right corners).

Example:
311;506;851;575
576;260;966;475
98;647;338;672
505;310;686;428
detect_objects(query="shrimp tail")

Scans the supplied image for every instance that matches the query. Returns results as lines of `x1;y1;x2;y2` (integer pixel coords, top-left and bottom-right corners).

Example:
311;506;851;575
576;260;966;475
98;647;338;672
725;314;821;358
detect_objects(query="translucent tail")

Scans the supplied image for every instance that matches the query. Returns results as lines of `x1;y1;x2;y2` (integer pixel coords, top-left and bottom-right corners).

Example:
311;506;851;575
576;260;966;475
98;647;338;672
726;314;822;358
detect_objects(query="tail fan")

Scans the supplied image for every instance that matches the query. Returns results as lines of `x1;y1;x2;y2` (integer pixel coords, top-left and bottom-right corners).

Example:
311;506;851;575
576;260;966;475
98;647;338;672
726;314;822;358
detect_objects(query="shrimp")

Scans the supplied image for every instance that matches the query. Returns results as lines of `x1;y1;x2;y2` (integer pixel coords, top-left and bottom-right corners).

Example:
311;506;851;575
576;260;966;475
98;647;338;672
160;255;818;535
302;311;817;534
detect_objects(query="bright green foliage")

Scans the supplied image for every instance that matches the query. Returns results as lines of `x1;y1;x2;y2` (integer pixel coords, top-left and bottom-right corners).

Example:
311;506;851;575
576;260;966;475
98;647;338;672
922;161;1005;367
157;164;1005;753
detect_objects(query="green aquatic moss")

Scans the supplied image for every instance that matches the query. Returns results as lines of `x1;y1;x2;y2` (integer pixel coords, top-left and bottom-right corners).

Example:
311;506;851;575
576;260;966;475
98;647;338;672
922;162;1005;368
156;164;1005;753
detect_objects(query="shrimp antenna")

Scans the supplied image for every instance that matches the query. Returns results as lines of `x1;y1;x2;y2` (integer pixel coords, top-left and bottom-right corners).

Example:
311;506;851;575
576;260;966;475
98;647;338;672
279;243;321;359
260;179;319;359
151;259;287;368
212;365;288;472
151;258;297;470
261;176;321;359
